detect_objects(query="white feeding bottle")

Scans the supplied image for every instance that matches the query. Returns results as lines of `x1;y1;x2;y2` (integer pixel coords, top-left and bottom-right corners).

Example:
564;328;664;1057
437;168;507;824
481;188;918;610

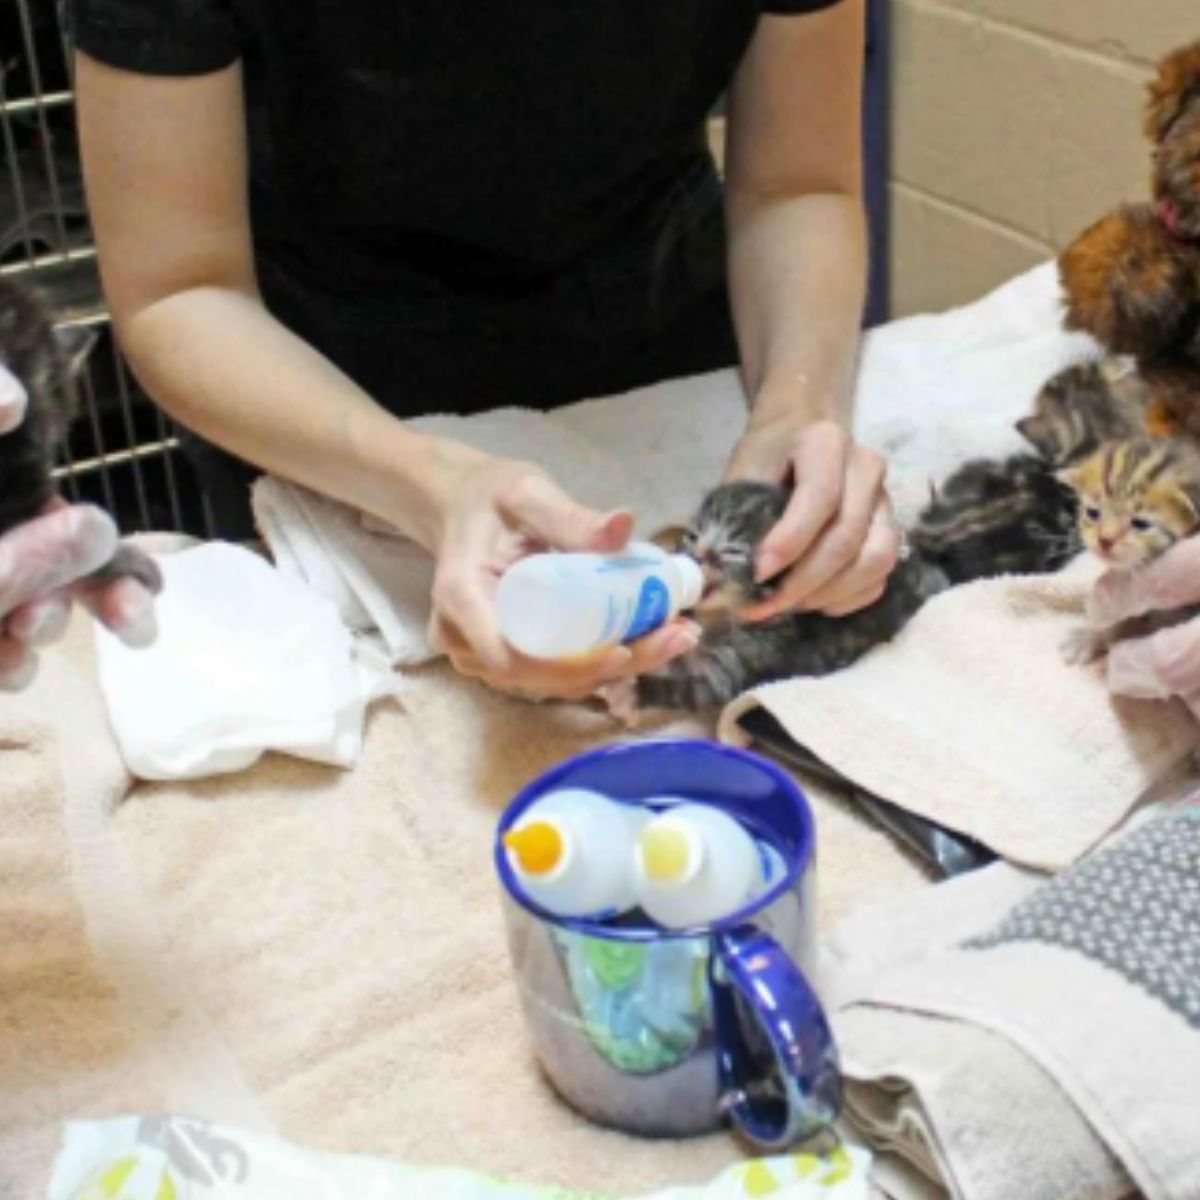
502;788;649;919
496;542;703;660
633;802;767;929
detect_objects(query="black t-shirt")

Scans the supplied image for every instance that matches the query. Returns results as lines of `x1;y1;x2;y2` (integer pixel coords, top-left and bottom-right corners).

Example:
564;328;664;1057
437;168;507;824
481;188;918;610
68;0;843;299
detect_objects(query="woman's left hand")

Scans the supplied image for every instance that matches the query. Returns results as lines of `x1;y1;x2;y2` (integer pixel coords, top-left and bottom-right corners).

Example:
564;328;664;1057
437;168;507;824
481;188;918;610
725;416;899;620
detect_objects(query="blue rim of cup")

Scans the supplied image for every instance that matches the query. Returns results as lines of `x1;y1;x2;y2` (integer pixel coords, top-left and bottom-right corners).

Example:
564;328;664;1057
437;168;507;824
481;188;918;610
493;738;815;942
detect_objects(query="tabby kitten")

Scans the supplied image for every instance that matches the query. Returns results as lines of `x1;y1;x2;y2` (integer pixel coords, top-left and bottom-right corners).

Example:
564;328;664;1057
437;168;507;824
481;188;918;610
1016;360;1149;468
0;275;161;592
633;465;1079;713
911;452;1081;583
1059;436;1200;664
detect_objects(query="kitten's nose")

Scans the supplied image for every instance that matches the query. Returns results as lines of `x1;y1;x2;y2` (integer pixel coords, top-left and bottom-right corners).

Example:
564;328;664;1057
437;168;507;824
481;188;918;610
1098;536;1114;554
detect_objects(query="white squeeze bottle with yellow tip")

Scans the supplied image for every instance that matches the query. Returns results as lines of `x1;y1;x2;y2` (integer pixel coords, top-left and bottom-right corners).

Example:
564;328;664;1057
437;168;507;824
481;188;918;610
496;542;703;660
633;802;766;929
502;789;650;918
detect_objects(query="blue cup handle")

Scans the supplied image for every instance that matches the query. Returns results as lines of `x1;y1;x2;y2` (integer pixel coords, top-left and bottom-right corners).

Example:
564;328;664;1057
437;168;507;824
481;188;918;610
712;925;842;1148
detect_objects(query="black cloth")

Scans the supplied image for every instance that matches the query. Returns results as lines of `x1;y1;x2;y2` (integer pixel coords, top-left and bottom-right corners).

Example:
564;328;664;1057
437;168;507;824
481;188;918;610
67;0;844;535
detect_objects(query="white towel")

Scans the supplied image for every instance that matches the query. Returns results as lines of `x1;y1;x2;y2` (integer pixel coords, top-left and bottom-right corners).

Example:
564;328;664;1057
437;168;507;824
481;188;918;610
823;798;1200;1200
95;542;395;780
253;262;1096;665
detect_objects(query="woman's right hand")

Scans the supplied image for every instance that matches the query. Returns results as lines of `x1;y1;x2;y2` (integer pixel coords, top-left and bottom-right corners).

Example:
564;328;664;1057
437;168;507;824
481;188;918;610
425;448;700;700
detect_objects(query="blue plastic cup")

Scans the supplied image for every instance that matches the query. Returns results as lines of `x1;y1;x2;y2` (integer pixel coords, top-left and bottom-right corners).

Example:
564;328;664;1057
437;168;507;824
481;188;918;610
495;739;840;1148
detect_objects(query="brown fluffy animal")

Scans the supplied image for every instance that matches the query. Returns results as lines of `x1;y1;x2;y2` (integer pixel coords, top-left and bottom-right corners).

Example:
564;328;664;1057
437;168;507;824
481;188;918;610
1059;41;1200;439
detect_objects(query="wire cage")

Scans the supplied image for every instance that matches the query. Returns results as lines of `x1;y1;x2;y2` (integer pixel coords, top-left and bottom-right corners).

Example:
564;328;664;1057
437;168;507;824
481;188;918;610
1;0;213;537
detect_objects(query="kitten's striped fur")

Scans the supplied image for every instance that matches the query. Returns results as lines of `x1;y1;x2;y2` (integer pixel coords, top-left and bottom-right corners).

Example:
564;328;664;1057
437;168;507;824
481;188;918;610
1060;436;1200;665
635;469;1076;713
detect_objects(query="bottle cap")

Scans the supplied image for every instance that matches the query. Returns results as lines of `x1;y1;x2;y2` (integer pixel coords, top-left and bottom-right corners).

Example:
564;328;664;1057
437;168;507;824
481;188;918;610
672;555;704;609
504;821;565;876
637;819;703;888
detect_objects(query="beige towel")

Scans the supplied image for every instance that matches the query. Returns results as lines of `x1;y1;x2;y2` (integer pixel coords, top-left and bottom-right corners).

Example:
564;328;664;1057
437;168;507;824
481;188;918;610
0;616;262;1197
825;801;1200;1200
0;618;927;1200
721;561;1200;872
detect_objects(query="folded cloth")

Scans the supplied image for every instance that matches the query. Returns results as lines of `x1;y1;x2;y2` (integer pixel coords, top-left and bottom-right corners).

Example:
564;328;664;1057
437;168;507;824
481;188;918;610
50;1116;874;1200
252;262;1095;665
721;557;1200;871
95;542;394;781
826;801;1200;1200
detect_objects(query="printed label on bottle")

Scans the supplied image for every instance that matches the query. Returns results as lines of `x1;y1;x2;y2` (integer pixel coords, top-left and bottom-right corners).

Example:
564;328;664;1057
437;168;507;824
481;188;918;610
598;555;662;573
624;577;671;641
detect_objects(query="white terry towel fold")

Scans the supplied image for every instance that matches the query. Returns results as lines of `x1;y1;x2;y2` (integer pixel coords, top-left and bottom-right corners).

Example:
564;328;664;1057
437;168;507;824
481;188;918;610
721;561;1200;872
95;543;394;781
824;801;1200;1200
252;262;1095;665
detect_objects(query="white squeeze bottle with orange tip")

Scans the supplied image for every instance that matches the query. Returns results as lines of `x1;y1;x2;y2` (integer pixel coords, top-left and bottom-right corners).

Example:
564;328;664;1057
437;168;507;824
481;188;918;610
496;542;703;660
502;789;649;918
633;802;766;929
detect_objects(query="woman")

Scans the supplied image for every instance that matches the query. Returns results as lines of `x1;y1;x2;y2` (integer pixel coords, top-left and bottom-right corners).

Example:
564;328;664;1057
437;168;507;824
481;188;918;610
67;0;898;701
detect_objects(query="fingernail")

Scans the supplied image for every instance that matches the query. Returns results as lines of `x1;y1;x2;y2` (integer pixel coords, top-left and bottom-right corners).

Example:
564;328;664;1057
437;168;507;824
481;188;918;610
116;607;158;649
755;552;781;584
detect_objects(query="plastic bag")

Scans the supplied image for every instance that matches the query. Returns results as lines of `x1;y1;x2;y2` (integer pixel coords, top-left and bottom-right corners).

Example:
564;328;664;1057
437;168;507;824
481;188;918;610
50;1116;873;1199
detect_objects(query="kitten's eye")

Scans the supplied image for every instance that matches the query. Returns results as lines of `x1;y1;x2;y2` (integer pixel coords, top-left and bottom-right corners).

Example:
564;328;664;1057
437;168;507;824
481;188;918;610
1083;505;1101;522
1131;517;1153;532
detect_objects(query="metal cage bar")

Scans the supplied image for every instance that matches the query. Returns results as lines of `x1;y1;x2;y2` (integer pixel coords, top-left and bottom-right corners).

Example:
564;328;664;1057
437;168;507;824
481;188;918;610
2;0;209;537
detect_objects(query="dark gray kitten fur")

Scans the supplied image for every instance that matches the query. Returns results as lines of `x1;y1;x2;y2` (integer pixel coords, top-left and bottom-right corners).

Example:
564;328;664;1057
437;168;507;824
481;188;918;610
910;452;1081;583
637;467;1080;713
0;275;162;593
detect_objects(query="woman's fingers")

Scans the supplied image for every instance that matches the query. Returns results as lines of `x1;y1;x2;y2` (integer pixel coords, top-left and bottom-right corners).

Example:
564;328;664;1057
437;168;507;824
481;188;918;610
745;448;892;621
0;505;117;617
437;604;699;701
4;594;71;647
0;634;37;691
1091;535;1200;626
753;422;849;583
799;499;899;615
75;575;159;647
1107;616;1200;702
499;470;633;554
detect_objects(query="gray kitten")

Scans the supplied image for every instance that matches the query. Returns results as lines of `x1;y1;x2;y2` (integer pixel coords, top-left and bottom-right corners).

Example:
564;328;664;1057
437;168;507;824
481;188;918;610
635;467;1078;713
634;482;949;712
0;274;161;593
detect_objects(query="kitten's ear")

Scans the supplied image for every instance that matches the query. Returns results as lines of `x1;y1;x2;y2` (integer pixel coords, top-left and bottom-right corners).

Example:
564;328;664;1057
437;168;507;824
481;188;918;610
1016;414;1056;458
53;323;97;379
1055;465;1082;490
649;523;690;553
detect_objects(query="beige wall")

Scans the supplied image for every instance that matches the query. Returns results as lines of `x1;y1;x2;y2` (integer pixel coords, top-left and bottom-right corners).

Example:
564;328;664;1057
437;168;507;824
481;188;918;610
891;0;1200;316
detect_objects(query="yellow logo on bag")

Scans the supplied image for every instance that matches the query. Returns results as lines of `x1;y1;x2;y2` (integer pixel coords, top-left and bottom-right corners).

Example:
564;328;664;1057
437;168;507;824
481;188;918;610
79;1155;178;1200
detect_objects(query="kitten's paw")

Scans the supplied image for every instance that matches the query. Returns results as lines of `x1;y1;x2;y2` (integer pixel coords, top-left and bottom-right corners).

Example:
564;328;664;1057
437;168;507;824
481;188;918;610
1060;626;1108;666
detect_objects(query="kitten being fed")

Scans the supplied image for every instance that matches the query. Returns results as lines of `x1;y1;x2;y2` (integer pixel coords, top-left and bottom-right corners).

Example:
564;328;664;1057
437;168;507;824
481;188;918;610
0;275;162;595
1058;436;1200;665
625;467;1076;716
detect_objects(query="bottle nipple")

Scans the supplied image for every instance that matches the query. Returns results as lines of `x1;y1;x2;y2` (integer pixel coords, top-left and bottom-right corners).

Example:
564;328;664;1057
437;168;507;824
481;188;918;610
638;823;701;887
504;821;565;876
